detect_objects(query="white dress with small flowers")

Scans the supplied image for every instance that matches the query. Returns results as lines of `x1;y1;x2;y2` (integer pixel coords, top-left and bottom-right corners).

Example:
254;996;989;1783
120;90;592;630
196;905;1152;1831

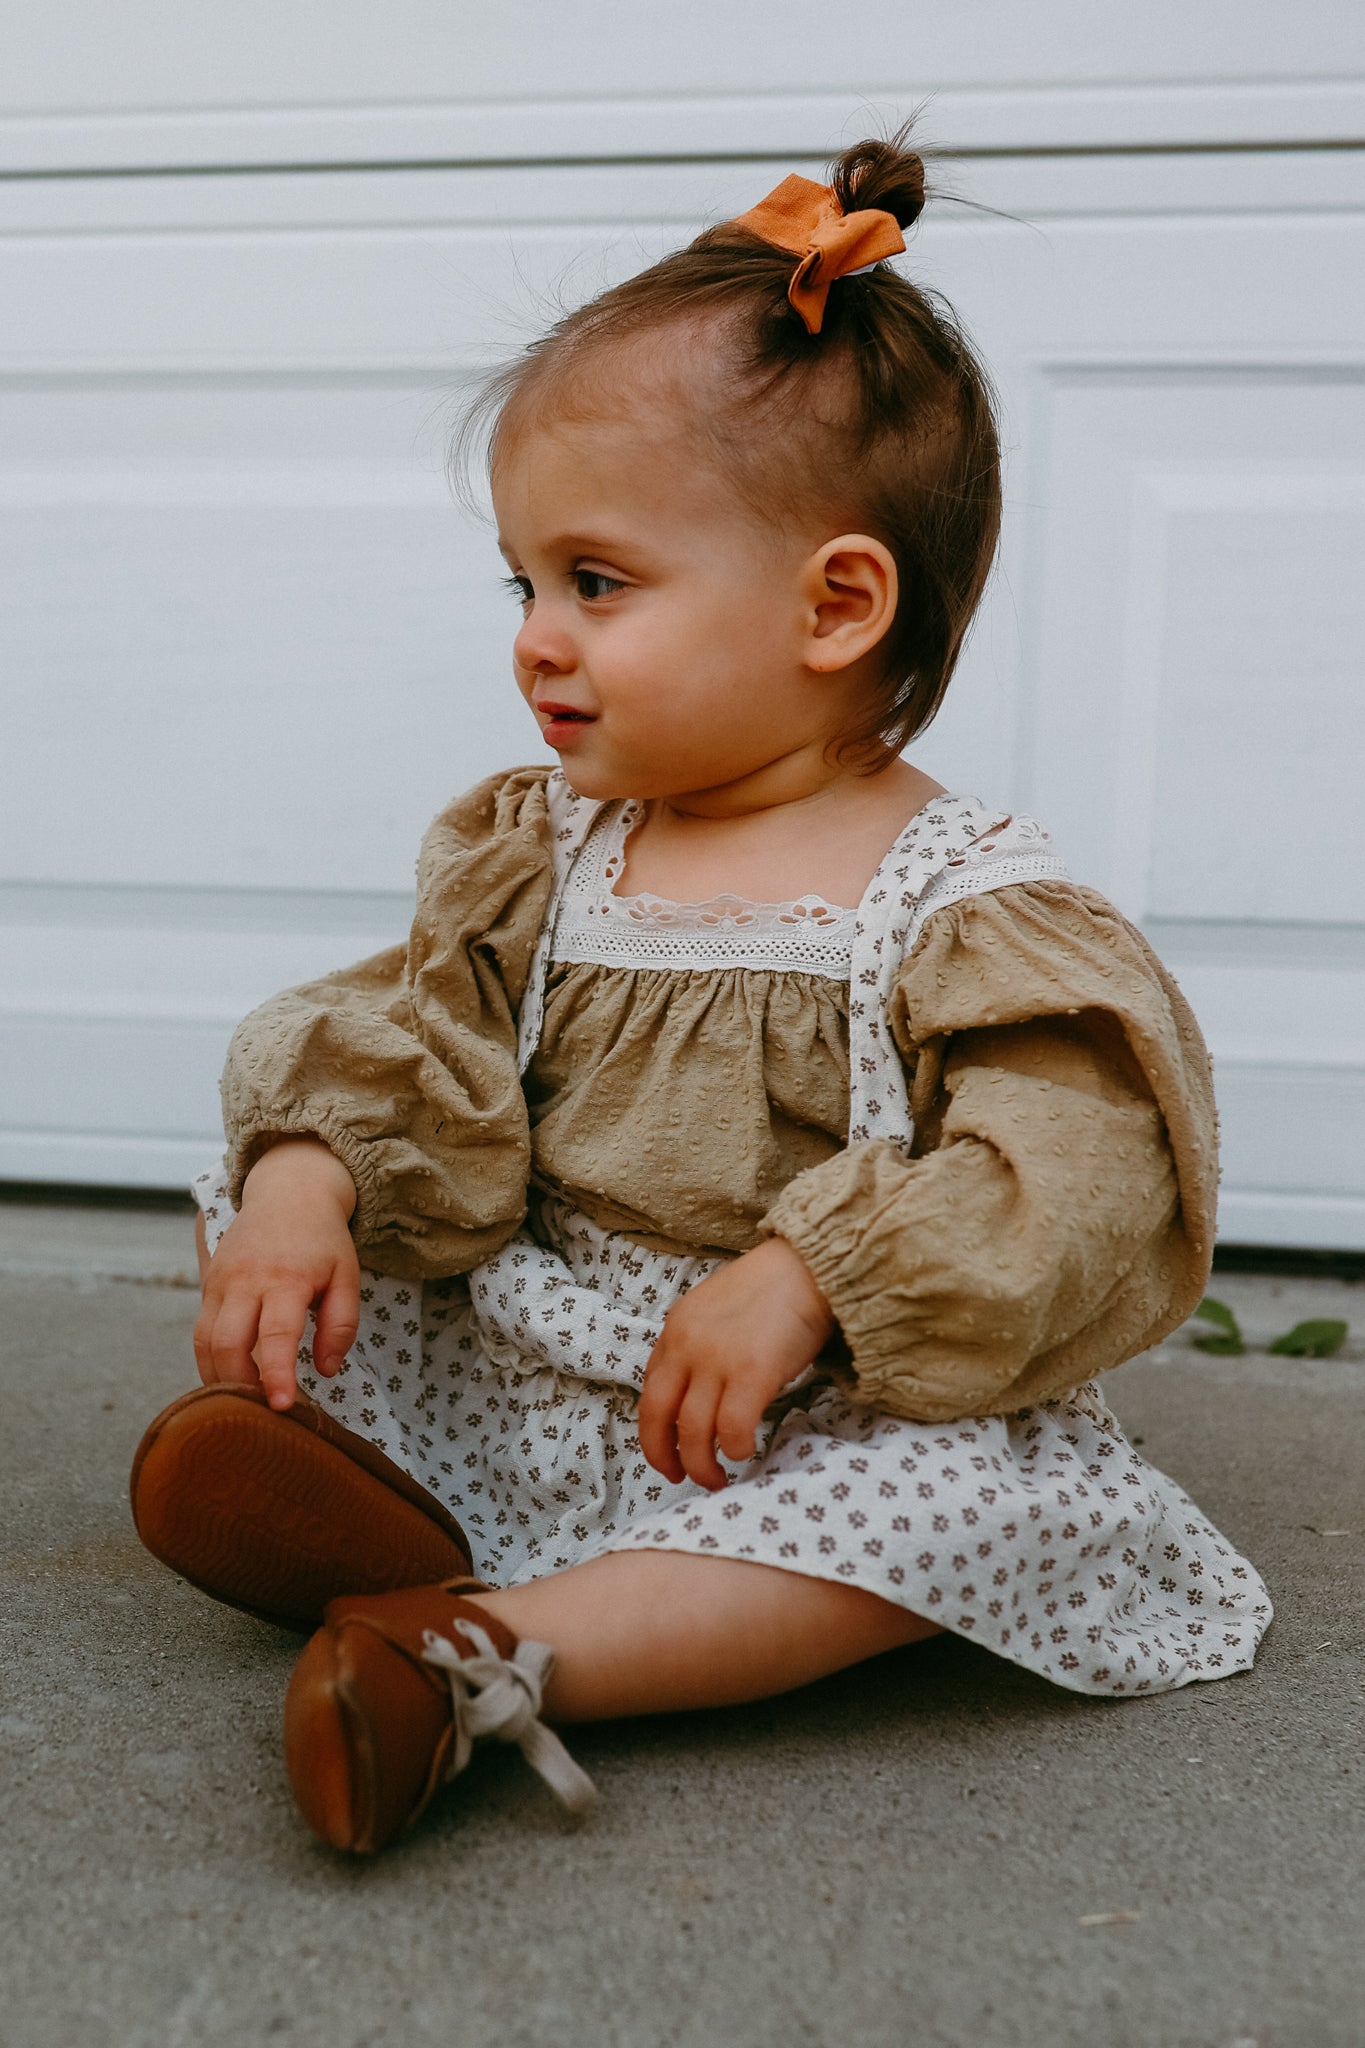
196;791;1271;1696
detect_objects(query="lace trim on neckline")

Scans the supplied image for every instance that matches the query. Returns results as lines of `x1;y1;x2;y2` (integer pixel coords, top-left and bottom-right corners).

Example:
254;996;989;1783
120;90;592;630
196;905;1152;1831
545;795;1071;978
601;891;856;929
549;801;859;975
600;806;857;931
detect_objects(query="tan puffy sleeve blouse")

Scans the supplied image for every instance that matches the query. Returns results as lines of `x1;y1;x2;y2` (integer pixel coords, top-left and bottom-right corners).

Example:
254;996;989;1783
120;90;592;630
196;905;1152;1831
220;768;555;1273
219;767;1217;1421
762;887;1216;1419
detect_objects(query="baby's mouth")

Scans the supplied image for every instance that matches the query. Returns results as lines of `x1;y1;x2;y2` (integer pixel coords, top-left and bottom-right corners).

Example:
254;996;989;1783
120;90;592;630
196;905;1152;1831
536;701;597;746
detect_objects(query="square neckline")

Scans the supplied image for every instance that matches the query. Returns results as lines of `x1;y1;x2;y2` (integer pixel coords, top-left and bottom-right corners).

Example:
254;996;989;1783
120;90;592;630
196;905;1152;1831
606;797;862;926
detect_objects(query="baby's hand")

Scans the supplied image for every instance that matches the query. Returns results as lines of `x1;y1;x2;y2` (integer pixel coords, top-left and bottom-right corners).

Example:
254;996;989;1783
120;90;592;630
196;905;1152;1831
638;1236;835;1492
193;1139;360;1411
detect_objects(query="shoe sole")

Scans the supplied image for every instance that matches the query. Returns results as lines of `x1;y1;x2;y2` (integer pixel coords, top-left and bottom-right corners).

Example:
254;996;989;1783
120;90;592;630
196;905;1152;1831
130;1387;471;1631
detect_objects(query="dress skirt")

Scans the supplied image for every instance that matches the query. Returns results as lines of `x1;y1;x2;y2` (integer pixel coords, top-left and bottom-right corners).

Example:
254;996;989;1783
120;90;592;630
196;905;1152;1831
195;1166;1272;1699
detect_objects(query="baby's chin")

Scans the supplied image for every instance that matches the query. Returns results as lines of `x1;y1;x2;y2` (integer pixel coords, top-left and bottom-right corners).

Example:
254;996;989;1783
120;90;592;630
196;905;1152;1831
550;751;688;804
552;740;782;808
552;759;641;803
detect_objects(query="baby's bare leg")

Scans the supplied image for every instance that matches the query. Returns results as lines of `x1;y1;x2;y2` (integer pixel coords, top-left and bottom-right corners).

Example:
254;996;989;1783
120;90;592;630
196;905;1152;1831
469;1552;938;1723
194;1208;211;1286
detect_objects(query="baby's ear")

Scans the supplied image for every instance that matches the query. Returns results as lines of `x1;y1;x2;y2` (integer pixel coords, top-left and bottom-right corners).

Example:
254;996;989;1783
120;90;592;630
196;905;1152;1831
800;536;898;670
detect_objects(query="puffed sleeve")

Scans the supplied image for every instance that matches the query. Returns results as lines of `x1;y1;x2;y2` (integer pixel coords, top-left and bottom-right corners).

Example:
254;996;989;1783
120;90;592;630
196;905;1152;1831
761;883;1218;1420
219;765;556;1278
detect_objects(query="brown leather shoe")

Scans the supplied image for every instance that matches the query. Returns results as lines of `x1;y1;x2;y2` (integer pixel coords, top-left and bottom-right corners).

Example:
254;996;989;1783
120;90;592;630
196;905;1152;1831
130;1383;474;1631
285;1580;596;1853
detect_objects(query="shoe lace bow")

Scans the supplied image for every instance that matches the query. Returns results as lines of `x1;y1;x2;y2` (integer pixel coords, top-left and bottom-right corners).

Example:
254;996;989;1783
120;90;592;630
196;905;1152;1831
420;1621;597;1814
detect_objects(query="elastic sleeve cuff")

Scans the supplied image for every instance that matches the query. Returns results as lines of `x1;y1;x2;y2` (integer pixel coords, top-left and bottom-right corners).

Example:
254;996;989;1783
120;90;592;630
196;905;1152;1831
225;1106;389;1249
759;1133;1047;1417
759;1140;938;1376
761;1151;880;1317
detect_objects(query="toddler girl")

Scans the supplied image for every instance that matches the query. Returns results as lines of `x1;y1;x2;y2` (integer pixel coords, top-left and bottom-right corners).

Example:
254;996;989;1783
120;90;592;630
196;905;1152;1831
131;134;1271;1854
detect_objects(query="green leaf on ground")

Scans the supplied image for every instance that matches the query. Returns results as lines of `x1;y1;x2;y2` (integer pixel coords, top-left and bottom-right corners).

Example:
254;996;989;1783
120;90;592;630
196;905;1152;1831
1190;1297;1246;1355
1267;1319;1348;1358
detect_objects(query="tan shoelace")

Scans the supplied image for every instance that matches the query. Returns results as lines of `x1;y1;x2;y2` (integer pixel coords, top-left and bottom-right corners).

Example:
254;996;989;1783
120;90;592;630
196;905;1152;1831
420;1621;598;1815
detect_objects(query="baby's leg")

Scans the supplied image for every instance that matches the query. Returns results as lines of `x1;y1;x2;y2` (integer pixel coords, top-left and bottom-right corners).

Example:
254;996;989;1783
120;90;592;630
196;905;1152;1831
284;1547;939;1849
468;1553;939;1723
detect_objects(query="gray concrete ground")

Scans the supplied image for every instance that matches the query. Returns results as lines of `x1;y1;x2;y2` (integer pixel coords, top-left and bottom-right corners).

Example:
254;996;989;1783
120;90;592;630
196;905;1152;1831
2;1200;1362;2048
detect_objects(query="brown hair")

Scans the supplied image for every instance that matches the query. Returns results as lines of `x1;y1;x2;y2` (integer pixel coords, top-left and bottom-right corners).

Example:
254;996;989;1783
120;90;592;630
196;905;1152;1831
461;129;1001;766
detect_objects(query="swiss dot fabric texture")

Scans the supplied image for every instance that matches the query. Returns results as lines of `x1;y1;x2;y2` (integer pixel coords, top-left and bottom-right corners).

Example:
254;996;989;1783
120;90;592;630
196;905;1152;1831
193;794;1270;1696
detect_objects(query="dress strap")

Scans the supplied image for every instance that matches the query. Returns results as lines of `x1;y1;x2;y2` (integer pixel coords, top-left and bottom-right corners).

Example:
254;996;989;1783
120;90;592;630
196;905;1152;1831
516;772;608;1075
846;799;1070;1147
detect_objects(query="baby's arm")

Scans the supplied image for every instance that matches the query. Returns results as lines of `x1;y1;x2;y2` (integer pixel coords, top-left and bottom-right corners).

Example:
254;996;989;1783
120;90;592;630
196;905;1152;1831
637;1236;835;1491
217;770;556;1285
198;773;561;1407
757;885;1214;1422
193;1138;361;1410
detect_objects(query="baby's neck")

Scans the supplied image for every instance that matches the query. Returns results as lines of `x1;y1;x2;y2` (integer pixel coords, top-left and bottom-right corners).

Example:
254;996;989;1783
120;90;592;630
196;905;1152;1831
616;757;946;911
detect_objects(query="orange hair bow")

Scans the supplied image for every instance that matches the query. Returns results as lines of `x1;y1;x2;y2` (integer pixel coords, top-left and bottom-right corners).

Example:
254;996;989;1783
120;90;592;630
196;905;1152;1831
730;173;906;335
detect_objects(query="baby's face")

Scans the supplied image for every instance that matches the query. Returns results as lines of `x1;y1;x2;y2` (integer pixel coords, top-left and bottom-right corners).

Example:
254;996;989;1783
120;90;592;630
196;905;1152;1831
492;410;834;804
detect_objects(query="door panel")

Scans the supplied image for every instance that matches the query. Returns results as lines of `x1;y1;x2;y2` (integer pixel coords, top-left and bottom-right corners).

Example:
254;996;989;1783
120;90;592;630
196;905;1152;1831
3;146;1362;1239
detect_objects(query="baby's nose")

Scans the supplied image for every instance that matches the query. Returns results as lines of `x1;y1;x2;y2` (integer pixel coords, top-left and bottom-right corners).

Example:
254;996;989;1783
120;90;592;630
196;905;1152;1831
513;611;573;676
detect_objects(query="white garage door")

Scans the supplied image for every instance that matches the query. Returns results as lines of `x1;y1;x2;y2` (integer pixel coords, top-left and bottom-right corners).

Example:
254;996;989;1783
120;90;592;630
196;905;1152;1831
3;3;1365;1247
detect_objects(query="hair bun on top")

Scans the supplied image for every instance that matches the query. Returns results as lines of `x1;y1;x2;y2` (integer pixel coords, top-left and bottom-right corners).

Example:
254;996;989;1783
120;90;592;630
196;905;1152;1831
720;131;926;336
829;132;927;233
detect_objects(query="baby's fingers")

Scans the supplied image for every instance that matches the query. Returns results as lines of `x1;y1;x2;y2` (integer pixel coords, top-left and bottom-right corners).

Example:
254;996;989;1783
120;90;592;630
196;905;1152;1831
715;1381;766;1466
638;1354;688;1484
195;1293;263;1390
675;1375;728;1493
253;1283;315;1410
312;1272;361;1379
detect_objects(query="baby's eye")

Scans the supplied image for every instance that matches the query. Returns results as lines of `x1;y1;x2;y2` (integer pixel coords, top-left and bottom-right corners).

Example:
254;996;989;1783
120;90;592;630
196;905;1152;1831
502;573;533;606
573;569;625;602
